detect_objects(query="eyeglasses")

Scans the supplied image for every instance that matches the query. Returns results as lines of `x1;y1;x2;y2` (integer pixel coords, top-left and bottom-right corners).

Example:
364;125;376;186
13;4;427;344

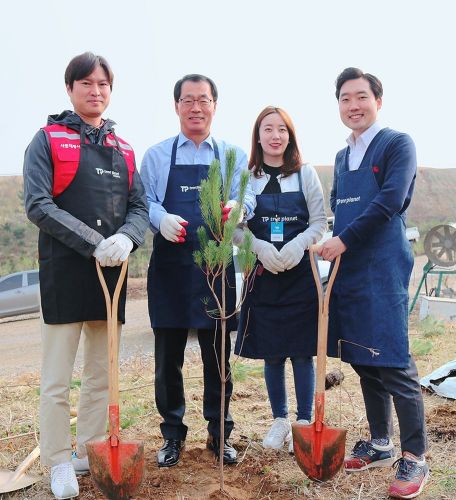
178;98;213;108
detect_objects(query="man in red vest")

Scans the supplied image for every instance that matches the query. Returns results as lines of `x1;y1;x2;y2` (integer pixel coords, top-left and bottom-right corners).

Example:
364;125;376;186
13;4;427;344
23;52;148;499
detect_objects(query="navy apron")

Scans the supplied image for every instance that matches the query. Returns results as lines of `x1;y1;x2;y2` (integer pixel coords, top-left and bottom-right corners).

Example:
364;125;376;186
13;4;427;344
235;171;318;359
39;125;129;324
328;151;413;367
148;137;237;330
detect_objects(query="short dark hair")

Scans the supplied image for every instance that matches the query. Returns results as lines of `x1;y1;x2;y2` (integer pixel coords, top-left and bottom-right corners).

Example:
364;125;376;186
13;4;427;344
173;74;218;102
64;52;114;90
335;67;383;100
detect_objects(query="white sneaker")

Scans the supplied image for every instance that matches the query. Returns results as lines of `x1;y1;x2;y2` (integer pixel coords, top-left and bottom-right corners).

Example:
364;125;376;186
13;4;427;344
71;451;90;475
288;419;310;454
51;462;79;499
262;417;291;449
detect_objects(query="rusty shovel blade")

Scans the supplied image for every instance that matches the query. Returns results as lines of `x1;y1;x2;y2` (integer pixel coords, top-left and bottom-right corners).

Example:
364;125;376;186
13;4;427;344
86;439;144;500
0;470;41;495
292;421;346;482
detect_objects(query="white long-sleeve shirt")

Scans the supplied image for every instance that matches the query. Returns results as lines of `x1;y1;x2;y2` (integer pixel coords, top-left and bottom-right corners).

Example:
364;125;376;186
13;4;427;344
235;163;327;249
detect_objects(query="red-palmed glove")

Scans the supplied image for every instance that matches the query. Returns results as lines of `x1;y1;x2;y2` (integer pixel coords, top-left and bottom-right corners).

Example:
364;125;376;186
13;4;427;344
221;200;243;224
159;213;188;243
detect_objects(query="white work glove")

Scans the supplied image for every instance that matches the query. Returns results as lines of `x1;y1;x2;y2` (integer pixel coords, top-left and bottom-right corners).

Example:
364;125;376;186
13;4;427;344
280;237;306;271
253;237;284;274
93;238;114;267
101;233;133;266
159;213;188;243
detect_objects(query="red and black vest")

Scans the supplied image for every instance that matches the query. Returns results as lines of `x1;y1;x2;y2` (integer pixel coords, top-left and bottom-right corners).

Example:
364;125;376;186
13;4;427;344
43;124;135;197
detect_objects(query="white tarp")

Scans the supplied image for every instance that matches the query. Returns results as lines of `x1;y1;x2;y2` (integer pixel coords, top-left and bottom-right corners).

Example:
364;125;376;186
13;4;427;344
420;360;456;399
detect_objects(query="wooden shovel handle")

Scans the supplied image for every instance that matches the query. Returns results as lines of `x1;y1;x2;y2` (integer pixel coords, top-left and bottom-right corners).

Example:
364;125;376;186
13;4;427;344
10;416;78;481
96;260;128;407
309;246;340;396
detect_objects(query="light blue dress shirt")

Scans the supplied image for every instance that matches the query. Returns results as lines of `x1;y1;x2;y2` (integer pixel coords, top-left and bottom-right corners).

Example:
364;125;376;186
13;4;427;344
140;132;255;233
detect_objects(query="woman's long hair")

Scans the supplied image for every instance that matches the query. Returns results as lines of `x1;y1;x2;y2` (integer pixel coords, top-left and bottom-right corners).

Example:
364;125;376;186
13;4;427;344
249;106;302;178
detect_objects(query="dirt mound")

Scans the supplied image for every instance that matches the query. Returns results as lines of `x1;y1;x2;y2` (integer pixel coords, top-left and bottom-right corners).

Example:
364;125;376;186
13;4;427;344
77;439;292;499
427;403;456;441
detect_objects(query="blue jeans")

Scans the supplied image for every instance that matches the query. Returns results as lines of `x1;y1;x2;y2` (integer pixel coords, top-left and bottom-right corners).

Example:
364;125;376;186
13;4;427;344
264;356;315;421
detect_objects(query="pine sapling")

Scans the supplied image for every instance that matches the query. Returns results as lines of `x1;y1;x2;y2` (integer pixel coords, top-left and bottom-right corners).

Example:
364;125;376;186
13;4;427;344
193;149;255;490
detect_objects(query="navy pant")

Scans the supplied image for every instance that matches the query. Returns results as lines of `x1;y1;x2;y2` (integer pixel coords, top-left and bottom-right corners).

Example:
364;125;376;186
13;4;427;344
154;328;234;441
264;356;315;421
352;355;427;457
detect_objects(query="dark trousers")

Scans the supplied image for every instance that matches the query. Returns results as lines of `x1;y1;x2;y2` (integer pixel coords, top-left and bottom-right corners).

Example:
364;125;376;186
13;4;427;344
352;355;427;457
154;327;234;441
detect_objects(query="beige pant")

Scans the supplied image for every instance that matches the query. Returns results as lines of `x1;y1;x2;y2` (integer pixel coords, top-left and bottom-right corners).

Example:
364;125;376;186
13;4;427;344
40;320;121;466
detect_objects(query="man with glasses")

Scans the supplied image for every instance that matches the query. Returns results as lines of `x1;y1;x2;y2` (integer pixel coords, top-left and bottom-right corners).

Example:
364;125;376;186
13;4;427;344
141;74;255;467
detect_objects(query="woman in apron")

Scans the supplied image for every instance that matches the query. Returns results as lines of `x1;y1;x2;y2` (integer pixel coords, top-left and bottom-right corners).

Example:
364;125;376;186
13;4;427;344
234;106;327;452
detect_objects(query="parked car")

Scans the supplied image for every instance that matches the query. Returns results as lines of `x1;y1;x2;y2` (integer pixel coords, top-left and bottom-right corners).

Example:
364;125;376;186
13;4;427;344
0;270;40;319
319;217;420;244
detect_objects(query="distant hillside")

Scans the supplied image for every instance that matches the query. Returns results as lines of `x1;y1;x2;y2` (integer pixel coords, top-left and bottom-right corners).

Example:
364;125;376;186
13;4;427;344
0;176;38;275
1;167;455;276
0;176;152;277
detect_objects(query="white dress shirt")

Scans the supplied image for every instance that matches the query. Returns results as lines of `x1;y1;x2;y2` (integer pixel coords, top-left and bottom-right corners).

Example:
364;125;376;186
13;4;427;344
346;122;382;171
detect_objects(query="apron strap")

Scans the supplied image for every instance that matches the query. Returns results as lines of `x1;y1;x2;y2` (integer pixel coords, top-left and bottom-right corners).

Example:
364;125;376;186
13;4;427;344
297;167;303;192
212;138;220;161
79;123;87;144
79;123;93;146
110;129;123;156
170;136;179;165
170;135;221;165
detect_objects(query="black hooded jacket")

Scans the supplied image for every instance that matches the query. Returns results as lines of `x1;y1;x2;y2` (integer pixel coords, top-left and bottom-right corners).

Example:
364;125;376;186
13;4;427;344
23;111;148;259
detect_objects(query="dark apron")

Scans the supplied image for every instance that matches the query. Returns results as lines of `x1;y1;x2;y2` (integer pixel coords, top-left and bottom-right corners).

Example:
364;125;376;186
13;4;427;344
328;154;413;367
148;136;237;330
235;172;318;359
39;125;129;324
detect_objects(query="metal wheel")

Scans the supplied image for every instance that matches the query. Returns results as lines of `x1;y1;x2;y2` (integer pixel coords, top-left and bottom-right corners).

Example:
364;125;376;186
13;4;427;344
424;224;456;267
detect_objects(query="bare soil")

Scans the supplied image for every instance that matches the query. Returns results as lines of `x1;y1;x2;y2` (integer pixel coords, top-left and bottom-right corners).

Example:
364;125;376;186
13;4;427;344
1;261;456;499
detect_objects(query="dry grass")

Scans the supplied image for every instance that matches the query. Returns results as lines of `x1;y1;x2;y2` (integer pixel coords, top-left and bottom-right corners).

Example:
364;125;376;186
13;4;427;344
1;320;456;499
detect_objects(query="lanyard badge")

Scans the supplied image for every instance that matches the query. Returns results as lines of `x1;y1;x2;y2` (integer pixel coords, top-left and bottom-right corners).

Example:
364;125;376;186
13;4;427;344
271;221;284;242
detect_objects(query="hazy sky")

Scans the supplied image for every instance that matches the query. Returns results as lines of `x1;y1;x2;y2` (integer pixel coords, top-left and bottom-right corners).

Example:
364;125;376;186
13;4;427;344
1;0;455;176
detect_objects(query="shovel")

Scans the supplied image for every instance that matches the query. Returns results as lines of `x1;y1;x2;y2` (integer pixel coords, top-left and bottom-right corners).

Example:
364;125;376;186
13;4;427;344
292;246;346;481
0;416;77;494
86;260;144;500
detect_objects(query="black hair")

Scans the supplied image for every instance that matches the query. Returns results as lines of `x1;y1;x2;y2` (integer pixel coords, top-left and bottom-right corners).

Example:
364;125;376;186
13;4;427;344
173;74;218;102
64;52;114;90
335;67;383;100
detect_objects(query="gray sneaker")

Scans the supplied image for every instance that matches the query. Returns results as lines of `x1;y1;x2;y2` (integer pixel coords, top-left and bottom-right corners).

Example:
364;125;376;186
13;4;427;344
51;462;79;499
262;417;291;449
289;419;310;454
71;451;89;475
345;439;396;471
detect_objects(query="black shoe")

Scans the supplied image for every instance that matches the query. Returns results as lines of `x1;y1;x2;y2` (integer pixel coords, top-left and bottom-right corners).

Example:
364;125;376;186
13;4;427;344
206;435;237;464
157;439;184;467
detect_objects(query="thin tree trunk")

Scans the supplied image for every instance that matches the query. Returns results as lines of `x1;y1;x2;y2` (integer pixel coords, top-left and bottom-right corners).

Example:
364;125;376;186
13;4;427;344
219;266;226;491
